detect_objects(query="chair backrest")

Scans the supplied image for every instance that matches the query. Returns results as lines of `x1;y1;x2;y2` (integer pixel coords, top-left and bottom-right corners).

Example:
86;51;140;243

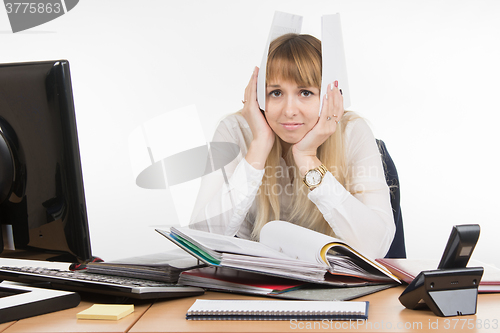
376;139;406;258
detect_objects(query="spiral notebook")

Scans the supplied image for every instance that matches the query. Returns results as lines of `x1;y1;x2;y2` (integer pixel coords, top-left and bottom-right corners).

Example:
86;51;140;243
186;299;369;321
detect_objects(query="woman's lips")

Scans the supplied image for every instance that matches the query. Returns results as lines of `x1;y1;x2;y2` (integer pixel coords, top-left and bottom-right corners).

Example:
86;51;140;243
281;123;303;130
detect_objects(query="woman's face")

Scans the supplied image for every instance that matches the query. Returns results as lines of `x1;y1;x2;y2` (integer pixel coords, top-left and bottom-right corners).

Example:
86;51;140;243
265;79;320;145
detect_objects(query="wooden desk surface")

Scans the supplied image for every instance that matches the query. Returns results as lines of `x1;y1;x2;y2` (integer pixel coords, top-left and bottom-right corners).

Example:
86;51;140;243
2;300;151;333
1;287;499;333
130;287;499;333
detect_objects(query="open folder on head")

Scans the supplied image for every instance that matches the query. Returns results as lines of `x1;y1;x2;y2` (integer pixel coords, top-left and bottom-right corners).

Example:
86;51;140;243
257;11;351;115
156;221;399;287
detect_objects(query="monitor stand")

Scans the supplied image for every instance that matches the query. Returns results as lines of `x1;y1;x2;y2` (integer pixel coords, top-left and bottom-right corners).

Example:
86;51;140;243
1;225;49;260
0;282;80;324
1;225;84;262
1;225;15;253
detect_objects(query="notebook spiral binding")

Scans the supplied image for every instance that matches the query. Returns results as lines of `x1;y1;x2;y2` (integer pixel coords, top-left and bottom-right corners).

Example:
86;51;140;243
186;300;369;321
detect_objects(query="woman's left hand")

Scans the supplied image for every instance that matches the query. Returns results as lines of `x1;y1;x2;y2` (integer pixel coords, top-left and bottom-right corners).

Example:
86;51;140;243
292;81;344;175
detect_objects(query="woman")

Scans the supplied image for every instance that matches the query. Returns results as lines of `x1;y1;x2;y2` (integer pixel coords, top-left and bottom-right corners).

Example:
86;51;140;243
190;33;395;259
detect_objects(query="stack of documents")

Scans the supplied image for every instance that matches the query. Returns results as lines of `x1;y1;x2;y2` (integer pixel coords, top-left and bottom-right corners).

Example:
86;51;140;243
82;250;203;283
157;221;400;287
179;266;304;295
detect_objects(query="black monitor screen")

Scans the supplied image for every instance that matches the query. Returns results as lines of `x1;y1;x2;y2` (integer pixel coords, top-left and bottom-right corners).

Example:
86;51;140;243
0;60;92;263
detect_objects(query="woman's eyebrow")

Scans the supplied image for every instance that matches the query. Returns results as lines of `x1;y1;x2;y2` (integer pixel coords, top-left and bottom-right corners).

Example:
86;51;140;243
266;84;318;90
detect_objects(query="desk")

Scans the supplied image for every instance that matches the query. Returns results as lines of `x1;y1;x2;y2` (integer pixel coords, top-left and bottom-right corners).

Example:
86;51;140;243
1;300;151;333
1;287;499;333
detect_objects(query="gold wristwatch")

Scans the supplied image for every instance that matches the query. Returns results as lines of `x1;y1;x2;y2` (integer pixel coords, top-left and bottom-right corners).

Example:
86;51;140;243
303;164;328;190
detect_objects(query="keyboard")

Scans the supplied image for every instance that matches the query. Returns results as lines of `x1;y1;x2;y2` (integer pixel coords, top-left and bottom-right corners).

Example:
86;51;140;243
0;265;204;300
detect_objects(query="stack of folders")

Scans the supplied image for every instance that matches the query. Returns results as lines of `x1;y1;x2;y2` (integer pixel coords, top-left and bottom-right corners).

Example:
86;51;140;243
157;221;400;287
84;262;192;283
186;299;369;321
81;250;203;283
179;266;305;295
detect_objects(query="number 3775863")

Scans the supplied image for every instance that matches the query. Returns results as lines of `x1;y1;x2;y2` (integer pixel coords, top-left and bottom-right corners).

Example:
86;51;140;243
5;2;62;14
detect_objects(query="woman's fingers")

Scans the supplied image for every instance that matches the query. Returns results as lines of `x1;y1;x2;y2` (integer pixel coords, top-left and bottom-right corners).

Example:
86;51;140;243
250;67;258;98
323;80;344;124
241;66;274;145
243;67;259;105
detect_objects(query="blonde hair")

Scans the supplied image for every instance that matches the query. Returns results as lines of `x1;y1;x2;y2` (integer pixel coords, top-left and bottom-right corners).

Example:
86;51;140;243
251;33;356;240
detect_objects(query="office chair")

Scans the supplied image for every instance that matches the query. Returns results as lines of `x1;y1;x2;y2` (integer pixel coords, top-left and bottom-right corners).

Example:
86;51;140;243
377;139;406;258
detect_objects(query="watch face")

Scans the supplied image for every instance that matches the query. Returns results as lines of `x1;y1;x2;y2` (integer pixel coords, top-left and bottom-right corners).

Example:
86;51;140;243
306;170;322;186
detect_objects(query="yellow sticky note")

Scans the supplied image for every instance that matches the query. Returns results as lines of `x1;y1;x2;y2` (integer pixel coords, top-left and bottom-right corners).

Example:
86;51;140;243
77;304;134;320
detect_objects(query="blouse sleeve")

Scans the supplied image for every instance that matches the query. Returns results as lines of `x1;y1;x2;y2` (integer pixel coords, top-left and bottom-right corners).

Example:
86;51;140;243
308;118;396;259
189;116;265;236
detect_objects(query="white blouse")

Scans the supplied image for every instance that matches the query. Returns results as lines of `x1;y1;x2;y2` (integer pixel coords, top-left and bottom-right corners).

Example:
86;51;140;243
189;113;395;259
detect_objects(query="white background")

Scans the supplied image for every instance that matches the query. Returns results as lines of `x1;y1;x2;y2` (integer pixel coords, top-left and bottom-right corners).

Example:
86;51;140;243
1;0;499;267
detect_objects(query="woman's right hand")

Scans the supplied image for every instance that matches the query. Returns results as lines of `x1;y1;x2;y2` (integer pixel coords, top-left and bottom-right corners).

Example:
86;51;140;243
241;67;275;170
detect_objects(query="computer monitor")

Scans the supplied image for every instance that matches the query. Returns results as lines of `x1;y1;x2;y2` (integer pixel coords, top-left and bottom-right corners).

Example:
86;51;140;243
0;60;92;263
